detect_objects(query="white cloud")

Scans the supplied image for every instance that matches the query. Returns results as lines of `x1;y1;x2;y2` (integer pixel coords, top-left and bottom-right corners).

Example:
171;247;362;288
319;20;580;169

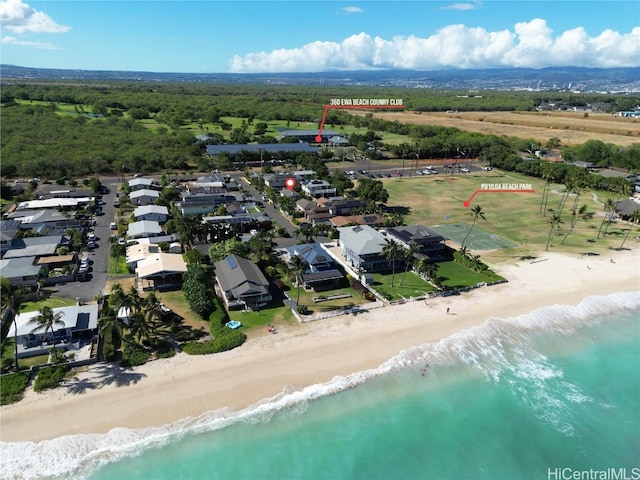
0;0;69;34
440;1;482;11
229;19;640;72
1;35;57;49
340;6;364;14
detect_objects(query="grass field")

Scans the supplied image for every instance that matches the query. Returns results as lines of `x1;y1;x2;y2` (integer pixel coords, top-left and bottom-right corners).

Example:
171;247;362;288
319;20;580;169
380;169;636;262
354;110;640;147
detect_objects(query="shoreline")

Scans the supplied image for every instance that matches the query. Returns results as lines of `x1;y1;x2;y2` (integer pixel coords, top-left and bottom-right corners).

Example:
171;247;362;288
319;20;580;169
1;249;638;443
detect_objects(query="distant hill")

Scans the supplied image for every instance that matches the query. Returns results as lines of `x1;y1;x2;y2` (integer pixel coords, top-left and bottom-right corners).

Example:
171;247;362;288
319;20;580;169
1;64;639;92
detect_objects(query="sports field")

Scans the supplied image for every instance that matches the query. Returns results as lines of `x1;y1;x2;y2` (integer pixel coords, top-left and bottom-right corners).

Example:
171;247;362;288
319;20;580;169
429;223;518;250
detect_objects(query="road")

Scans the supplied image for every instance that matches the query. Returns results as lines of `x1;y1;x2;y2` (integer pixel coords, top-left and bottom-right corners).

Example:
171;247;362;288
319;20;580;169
53;177;121;302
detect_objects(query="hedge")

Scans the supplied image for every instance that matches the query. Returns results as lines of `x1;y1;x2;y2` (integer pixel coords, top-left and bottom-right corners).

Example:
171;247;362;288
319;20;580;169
120;343;151;367
34;365;68;392
1;372;30;405
183;330;246;356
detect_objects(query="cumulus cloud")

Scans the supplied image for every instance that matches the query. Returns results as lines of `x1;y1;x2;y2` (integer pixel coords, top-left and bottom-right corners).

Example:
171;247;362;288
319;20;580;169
340;6;364;14
0;0;69;34
229;19;640;72
1;35;57;49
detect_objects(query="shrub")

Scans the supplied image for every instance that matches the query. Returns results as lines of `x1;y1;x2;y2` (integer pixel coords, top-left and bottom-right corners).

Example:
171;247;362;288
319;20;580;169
297;305;310;315
34;365;68;392
1;372;30;405
120;343;150;367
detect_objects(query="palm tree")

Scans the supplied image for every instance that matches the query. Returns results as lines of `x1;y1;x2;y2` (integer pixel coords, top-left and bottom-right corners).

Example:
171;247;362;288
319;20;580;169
620;211;640;249
399;243;420;286
28;306;65;352
293;223;315;244
381;238;401;287
545;214;564;251
1;279;22;370
290;254;309;305
461;205;486;248
539;172;553;215
128;311;153;344
561;205;592;245
144;291;164;328
597;199;617;238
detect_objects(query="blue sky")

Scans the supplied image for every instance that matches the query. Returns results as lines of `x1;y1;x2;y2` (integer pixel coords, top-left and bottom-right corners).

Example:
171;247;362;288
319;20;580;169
1;0;638;73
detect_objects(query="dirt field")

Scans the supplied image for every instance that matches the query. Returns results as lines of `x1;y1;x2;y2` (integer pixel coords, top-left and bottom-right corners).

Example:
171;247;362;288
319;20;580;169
355;110;640;147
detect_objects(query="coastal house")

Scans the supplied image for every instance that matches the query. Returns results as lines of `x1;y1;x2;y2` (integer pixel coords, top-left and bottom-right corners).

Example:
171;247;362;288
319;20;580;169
2;235;64;259
213;254;272;311
136;252;188;291
284;243;345;291
385;225;449;262
338;225;389;273
7;303;99;359
0;220;21;253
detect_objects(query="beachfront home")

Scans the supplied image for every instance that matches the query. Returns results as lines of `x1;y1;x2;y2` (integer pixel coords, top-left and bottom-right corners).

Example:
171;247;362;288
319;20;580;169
7;303;99;358
284;243;345;291
213;254;272;311
135;252;188;291
385;225;449;262
338;225;389;273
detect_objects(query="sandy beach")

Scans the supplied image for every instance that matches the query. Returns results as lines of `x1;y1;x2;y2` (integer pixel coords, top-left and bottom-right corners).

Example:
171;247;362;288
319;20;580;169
1;249;638;443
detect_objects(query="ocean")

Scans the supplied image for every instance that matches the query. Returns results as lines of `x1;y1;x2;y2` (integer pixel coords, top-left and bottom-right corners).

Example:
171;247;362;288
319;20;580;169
2;292;639;480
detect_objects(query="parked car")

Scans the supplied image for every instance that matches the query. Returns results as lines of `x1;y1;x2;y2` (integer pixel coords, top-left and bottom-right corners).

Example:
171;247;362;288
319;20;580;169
118;237;126;246
110;222;117;230
87;241;96;249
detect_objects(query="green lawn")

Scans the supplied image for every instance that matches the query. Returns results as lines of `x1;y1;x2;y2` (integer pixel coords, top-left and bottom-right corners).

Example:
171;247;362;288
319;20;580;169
107;256;129;275
435;261;504;289
20;296;78;313
371;271;438;301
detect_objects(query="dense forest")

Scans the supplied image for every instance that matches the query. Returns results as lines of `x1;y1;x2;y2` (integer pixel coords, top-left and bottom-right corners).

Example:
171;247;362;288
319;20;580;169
1;82;639;181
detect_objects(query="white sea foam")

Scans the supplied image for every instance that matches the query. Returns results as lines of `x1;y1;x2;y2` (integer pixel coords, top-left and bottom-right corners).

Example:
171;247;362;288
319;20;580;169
2;292;638;480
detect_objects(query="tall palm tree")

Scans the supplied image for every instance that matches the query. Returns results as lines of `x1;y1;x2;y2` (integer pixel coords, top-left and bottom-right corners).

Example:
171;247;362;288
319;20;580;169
381;238;401;288
545;214;564;251
562;205;592;245
1;279;22;370
539;172;553;215
290;255;309;305
461;205;486;248
620;210;640;249
28;306;65;352
597;199;617;238
129;311;153;344
399;243;420;286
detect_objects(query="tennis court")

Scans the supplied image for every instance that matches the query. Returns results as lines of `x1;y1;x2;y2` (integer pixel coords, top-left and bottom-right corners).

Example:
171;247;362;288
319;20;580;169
429;223;518;250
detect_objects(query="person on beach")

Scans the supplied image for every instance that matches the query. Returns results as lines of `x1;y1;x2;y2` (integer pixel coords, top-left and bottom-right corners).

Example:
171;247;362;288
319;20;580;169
446;307;450;314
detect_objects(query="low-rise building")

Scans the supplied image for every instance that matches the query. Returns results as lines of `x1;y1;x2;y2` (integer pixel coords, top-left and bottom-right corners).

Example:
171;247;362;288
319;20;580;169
213;254;272;311
133;205;169;223
338;225;389;273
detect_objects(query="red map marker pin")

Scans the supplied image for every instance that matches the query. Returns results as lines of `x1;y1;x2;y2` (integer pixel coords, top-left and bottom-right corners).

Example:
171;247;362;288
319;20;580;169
285;177;296;190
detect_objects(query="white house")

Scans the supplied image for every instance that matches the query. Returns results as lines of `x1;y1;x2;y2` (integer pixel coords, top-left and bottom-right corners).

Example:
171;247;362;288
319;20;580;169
129;189;160;206
127;220;163;239
128;177;157;191
301;179;336;199
7;303;99;358
133;205;169;223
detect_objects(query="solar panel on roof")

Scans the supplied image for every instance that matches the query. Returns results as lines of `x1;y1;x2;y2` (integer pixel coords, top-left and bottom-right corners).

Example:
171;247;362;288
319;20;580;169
363;215;377;222
226;255;238;269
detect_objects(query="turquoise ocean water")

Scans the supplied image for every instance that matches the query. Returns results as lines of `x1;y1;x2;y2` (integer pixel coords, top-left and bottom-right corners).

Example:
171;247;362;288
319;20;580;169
2;292;639;480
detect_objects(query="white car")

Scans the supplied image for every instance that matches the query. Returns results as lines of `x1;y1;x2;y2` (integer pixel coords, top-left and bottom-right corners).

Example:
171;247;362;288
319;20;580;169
460;168;470;173
118;237;126;246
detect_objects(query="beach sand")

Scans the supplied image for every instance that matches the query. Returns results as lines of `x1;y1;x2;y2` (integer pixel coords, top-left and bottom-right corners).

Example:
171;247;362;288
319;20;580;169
1;249;638;443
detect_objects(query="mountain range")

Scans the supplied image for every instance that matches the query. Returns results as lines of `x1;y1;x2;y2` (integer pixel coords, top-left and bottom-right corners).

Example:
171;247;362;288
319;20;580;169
1;65;639;93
